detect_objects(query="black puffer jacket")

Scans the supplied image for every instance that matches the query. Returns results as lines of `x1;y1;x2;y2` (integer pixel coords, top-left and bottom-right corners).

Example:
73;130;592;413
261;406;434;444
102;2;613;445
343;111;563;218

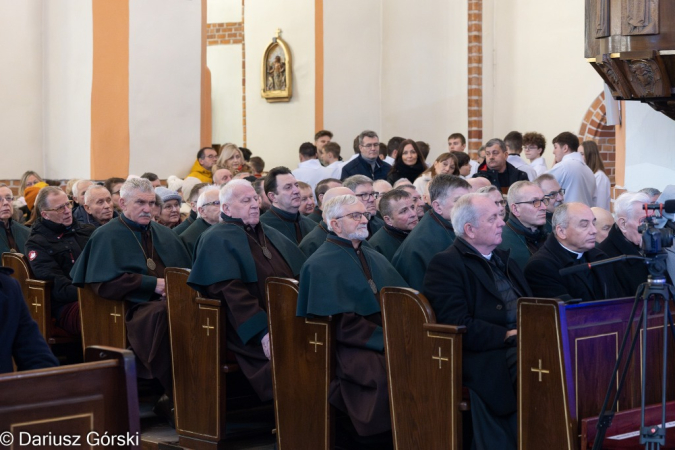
24;219;95;318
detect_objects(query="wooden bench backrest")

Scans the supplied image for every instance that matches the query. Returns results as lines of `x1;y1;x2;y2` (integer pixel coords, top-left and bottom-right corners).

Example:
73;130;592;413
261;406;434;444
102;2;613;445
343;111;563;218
78;285;127;351
381;287;466;450
0;346;140;449
165;267;229;447
266;277;335;450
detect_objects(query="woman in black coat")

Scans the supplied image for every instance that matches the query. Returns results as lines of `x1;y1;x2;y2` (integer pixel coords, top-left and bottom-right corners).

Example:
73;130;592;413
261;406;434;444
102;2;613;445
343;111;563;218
386;139;427;184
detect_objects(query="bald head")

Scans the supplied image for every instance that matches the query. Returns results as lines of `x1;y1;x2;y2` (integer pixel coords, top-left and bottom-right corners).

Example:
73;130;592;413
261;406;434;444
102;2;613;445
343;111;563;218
467;177;491;192
322;187;354;222
591;207;614;244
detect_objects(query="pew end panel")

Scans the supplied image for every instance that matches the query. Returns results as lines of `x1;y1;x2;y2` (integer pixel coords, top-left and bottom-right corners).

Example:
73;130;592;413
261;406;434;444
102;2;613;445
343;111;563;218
78;285;128;352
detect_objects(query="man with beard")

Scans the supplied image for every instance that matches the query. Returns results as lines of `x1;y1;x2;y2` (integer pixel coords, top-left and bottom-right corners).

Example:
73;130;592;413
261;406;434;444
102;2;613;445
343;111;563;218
392;175;471;291
299;186;354;257
71;177;191;416
342;175;385;238
498;181;549;270
369;189;419;261
297;194;407;447
180;186;222;257
260;167;316;244
25;187;96;335
188;180;306;403
524;202;620;302
534;174;565;234
81;185;117;227
0;184;29;254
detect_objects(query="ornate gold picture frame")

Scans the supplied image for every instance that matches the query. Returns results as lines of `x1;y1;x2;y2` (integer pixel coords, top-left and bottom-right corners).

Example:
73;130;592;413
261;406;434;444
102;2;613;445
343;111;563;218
261;29;293;103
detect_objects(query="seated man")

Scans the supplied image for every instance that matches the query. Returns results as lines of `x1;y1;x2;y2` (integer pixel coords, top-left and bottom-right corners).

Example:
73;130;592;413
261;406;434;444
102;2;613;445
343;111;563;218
180;186;221;257
104;177;126;213
591;206;614;244
298;181;316;216
71;177;191;403
213;168;233;186
534;174;565;234
299;186;354;257
372;179;393;220
173;182;209;235
306;178;342;223
297;194;407;446
81;185;117;227
524;202;620;302
0;184;29;254
0;267;59;374
188;180;306;402
473;138;528;192
186;147;218;183
398;183;426;220
340;130;391;181
26;187;96;335
261;167;316;244
71;179;94;221
342;175;385;237
369;189;419;261
499;181;549;270
424;193;531;450
477;185;506;220
598;192;651;297
392;175;471;291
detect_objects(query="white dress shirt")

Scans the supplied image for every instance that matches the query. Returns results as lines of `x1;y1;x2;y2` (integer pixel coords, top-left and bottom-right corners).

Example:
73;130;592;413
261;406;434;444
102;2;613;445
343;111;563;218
292;159;325;192
546;152;597;206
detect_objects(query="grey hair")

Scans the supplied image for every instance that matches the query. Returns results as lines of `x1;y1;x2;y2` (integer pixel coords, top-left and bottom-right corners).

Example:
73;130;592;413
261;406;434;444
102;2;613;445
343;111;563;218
639;187;661;198
120;177;154;200
379;189;411;218
84;185;111;205
358;130;379;146
476;185;499;195
197;185;220;210
506;180;538;207
219;179;253;206
534;173;556;187
451;193;492;238
551;202;573;230
343;175;373;192
323;194;359;232
484;138;507;153
72;179;92;198
428;174;470;204
613;192;650;221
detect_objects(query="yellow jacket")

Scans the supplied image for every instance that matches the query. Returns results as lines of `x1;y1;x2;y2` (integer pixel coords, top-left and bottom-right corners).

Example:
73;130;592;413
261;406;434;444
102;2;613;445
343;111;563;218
186;159;213;183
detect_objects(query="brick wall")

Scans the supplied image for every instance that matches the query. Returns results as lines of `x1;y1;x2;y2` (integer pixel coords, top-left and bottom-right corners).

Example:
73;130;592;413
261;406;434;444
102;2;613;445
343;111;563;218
578;91;616;186
206;22;243;46
467;0;483;155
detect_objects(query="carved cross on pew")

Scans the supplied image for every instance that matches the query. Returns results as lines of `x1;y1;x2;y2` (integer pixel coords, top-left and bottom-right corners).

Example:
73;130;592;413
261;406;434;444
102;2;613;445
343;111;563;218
432;347;449;369
309;333;323;352
31;298;41;313
531;359;550;382
202;317;215;336
110;306;121;323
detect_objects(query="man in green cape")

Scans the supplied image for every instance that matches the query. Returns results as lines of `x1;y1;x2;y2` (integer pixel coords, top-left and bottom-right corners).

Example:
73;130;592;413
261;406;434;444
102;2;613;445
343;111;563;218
368;189;418;261
342;175;385;238
173;182;209;235
306;178;342;223
0;184;30;254
392;175;471;291
299;186;353;257
70;178;191;411
179;186;221;257
188;179;306;402
297;194;407;447
260;167;315;244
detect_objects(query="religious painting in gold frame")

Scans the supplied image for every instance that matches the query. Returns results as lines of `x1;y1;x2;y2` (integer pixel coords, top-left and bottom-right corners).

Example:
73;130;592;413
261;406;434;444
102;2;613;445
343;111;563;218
261;29;293;103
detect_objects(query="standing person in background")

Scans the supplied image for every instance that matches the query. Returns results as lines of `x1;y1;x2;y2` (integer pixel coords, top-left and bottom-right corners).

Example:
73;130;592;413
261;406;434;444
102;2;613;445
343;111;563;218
522;132;548;177
448;133;478;177
580;141;611;210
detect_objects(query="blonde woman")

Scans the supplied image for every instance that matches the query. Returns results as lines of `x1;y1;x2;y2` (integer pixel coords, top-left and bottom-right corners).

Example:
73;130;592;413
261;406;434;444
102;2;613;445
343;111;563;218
215;143;245;173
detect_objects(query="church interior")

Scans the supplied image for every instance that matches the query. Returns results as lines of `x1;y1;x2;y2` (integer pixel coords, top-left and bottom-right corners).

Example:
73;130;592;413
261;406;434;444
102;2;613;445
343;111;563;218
3;0;675;449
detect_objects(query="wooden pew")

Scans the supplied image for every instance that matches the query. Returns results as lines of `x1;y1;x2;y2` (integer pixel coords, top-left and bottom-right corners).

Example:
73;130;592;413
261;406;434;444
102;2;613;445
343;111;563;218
380;287;467;450
518;297;675;449
2;251;73;346
266;277;335;450
0;346;140;449
78;285;128;351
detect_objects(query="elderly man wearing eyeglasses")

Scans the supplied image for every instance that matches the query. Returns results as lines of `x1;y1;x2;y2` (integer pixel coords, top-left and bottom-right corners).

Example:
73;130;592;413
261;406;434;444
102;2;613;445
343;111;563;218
342;175;386;238
534;173;566;234
297;193;407;447
498;181;550;270
179;186;221;257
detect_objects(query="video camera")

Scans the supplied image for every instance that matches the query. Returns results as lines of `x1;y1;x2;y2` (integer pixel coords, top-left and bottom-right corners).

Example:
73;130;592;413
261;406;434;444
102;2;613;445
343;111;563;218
639;200;675;256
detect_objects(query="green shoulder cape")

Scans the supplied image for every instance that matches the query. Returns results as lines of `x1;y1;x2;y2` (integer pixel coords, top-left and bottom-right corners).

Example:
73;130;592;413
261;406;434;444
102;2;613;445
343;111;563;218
298;221;329;257
368;226;405;262
391;210;455;291
173;210;197;235
297;237;408;318
187;221;306;296
179;217;211;257
70;216;192;302
260;206;316;243
0;220;30;254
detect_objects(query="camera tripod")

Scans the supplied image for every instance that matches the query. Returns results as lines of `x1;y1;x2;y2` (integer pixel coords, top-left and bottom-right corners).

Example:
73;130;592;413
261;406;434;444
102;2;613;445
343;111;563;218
593;255;675;450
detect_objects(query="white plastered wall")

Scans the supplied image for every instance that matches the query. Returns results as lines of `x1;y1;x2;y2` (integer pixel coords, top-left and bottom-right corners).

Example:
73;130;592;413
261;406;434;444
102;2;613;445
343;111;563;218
128;0;202;178
245;0;315;170
483;0;603;167
0;0;44;179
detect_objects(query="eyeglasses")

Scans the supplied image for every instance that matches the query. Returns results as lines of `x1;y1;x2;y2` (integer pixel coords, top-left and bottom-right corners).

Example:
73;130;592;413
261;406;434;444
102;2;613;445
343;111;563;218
360;143;380;149
523;145;541;151
202;200;221;207
0;196;14;204
514;198;550;208
355;192;379;200
544;189;565;198
494;200;506;207
335;211;372;221
43;200;73;213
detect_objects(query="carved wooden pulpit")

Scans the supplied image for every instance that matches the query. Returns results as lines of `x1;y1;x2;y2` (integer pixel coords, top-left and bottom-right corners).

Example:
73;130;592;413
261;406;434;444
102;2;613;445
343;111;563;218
586;0;675;119
518;297;675;449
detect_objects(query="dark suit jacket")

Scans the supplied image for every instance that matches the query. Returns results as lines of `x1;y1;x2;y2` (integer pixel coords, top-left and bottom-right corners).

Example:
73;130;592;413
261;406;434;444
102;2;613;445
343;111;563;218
423;238;531;416
472;161;529;191
340;155;391;181
0;268;59;373
598;224;650;298
524;233;620;302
